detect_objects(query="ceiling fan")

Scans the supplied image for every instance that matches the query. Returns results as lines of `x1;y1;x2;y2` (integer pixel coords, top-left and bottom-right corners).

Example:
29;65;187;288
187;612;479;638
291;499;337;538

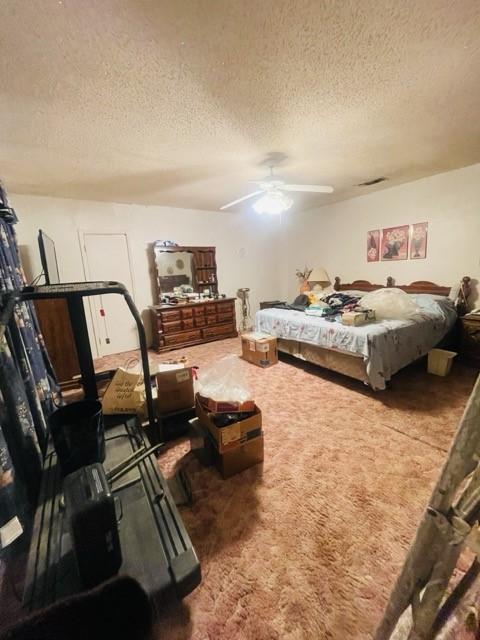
220;168;334;214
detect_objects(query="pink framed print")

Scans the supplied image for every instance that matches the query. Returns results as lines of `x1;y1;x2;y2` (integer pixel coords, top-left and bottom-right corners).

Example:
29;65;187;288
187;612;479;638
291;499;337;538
410;222;428;259
367;230;380;262
381;225;409;261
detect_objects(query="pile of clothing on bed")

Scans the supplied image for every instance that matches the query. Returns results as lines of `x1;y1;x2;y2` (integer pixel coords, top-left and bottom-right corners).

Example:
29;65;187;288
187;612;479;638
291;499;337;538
305;292;362;320
273;291;373;323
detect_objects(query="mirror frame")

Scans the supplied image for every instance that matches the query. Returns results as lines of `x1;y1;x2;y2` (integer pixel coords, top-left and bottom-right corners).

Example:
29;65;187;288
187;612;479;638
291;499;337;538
152;241;218;302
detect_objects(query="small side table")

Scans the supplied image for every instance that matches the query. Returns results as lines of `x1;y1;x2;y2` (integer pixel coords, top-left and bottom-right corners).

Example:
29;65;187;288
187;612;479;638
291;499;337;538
459;314;480;367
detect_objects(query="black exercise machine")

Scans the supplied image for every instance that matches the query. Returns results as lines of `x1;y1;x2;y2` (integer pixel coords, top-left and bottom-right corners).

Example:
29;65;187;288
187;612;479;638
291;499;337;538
1;282;201;610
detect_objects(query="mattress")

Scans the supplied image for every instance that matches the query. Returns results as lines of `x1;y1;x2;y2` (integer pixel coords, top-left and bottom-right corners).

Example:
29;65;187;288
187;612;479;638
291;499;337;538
255;295;457;390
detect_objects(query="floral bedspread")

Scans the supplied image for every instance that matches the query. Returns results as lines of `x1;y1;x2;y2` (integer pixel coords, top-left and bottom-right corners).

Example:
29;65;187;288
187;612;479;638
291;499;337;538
255;295;457;390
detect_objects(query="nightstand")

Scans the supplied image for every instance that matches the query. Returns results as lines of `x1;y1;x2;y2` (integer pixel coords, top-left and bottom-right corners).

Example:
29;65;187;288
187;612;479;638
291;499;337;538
459;314;480;367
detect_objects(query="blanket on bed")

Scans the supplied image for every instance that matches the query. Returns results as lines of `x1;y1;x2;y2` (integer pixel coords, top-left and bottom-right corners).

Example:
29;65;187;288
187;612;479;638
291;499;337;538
255;295;456;390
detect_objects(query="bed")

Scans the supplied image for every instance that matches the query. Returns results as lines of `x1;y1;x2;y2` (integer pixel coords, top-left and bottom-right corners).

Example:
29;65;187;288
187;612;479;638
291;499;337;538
255;276;470;390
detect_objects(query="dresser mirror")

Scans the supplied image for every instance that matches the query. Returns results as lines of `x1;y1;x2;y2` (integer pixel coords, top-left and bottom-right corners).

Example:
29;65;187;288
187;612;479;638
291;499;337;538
155;250;195;294
153;242;218;302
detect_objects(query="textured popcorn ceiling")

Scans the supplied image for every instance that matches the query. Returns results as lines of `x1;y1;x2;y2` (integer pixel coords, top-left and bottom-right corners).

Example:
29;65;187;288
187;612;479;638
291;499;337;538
1;0;480;212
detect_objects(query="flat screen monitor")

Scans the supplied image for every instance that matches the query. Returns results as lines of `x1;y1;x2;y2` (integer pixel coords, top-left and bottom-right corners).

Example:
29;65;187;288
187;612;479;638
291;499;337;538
38;229;60;285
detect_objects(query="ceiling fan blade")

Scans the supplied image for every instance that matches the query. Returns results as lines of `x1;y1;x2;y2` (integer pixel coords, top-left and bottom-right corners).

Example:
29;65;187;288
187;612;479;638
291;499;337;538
282;184;334;193
220;191;263;210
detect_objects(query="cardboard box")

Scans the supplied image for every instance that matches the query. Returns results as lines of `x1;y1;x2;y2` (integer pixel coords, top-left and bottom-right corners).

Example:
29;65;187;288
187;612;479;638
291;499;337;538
189;417;215;467
241;332;278;368
197;394;255;414
156;366;194;414
341;309;376;327
195;395;262;453
212;435;264;479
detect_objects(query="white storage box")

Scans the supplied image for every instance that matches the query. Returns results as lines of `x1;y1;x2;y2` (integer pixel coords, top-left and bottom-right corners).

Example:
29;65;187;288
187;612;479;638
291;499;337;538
427;349;457;376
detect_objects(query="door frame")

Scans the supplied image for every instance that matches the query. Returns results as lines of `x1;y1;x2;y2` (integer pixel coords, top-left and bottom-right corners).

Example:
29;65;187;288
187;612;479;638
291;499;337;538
78;230;136;358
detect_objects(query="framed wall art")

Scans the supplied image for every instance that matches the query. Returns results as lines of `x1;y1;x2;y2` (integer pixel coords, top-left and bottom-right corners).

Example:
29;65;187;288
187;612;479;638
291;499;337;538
367;230;380;262
410;222;428;259
381;225;409;261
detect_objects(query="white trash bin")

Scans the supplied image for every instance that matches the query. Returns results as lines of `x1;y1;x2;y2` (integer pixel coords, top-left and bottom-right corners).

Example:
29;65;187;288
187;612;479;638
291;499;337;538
427;349;457;376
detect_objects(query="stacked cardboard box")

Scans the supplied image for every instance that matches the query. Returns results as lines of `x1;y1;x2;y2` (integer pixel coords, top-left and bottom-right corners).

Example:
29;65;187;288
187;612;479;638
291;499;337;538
156;364;195;414
195;395;263;478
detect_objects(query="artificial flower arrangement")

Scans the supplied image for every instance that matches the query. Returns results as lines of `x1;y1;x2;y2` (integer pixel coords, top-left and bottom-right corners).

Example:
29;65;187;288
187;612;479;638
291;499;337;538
295;266;313;293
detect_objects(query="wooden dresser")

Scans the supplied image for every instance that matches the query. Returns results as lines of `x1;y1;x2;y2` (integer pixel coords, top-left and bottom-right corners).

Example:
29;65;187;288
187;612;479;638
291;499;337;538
150;298;238;352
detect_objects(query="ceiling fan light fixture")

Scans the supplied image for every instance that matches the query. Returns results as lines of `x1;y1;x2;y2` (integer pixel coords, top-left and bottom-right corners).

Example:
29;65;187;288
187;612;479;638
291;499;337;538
253;191;293;215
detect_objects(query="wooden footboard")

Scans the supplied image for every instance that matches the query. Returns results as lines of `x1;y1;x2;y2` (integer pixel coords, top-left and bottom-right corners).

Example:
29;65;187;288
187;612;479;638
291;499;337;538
277;338;369;384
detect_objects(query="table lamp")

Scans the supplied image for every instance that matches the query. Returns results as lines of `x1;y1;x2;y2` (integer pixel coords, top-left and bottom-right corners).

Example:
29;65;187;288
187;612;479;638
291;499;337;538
308;267;330;291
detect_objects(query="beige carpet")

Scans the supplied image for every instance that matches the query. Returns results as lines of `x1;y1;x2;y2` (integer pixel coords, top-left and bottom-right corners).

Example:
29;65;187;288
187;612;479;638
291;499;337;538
96;338;479;640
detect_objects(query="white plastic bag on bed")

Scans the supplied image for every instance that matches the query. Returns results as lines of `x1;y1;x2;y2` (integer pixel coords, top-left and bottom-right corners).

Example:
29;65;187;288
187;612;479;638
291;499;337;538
196;355;252;403
359;288;420;320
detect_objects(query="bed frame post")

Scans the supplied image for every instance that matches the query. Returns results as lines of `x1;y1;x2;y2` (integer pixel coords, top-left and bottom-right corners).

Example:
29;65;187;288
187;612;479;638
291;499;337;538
333;276;341;291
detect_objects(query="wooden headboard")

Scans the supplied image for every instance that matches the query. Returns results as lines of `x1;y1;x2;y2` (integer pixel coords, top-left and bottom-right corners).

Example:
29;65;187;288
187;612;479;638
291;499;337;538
334;275;471;300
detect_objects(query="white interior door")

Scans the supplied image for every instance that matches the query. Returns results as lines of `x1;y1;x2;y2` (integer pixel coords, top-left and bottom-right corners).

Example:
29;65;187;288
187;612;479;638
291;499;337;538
81;232;138;357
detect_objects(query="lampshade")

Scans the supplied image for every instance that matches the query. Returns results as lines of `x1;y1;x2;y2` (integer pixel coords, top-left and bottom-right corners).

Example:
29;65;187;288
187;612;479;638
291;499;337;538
253;191;293;215
308;267;330;283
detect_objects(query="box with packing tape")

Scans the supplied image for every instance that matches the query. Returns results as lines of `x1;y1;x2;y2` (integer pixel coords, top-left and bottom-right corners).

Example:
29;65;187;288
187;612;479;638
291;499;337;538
212;435;264;479
195;395;264;478
241;332;278;368
156;364;195;414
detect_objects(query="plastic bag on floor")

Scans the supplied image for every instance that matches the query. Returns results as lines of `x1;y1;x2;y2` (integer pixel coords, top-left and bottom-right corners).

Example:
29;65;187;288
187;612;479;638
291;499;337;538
359;288;421;320
196;354;252;403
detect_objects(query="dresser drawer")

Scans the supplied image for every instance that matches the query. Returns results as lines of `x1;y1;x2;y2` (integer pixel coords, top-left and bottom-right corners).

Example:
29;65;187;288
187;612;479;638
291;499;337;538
194;316;206;327
206;315;218;325
181;307;193;319
160;309;182;322
162;320;183;333
202;323;235;339
217;302;234;314
217;311;233;323
182;318;194;329
193;306;205;316
164;329;202;346
205;304;217;315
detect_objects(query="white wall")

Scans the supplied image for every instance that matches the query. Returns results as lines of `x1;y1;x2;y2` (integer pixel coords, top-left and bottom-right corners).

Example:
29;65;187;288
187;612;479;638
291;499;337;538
12;194;283;353
281;163;480;305
11;161;480;358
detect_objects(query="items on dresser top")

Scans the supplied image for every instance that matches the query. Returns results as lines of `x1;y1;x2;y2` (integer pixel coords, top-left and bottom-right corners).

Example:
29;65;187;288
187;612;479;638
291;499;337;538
152;242;219;300
150;298;237;352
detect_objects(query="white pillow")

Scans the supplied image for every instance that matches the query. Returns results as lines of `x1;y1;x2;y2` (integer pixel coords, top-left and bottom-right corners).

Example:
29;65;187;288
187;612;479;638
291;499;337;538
360;288;420;320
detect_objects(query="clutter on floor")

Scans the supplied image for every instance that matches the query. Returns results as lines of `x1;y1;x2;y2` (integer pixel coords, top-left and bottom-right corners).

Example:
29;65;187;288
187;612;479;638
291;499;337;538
240;332;278;368
193;354;264;478
100;356;197;442
151;337;479;640
156;363;195;414
195;398;264;478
